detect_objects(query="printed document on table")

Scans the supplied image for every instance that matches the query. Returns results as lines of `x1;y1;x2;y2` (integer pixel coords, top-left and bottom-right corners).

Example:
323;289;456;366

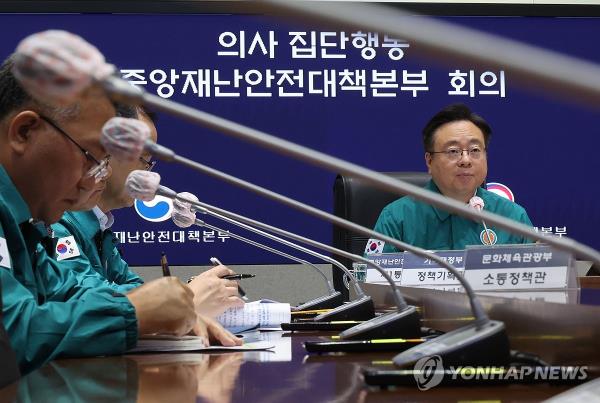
217;300;291;333
128;334;275;353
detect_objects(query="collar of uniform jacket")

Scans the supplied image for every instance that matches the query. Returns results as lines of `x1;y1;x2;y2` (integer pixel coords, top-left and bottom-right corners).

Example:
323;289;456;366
92;206;114;231
425;179;486;223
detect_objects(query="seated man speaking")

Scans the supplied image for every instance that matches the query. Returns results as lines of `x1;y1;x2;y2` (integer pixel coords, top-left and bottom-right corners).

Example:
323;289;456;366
367;103;532;254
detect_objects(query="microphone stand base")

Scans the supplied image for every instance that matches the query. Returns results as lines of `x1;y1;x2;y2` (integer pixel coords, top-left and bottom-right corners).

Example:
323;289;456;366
393;320;510;368
293;291;344;312
338;306;421;340
313;295;375;321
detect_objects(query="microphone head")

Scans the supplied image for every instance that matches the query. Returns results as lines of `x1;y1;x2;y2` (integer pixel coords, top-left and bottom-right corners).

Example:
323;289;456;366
101;117;150;162
172;192;200;229
12;30;114;104
468;196;485;211
125;170;160;201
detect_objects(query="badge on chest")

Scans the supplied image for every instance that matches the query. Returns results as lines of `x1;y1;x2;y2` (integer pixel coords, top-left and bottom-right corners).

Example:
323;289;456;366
55;236;81;261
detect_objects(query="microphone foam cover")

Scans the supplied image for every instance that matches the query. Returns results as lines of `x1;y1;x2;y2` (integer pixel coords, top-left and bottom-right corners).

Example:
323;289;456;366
172;192;199;228
101;117;150;162
469;196;485;211
12;30;114;104
173;192;200;213
125;170;161;201
172;209;196;229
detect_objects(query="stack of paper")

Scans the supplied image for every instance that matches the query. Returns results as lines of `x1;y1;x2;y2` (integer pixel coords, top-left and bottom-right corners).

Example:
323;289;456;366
217;300;291;333
128;334;274;353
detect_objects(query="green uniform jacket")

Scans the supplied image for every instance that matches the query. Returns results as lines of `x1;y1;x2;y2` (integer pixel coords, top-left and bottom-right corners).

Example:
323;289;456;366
371;180;533;253
0;166;138;374
51;210;144;294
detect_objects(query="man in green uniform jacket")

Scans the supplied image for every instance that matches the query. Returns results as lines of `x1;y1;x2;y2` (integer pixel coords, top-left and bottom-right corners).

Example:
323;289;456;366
0;56;199;374
368;104;532;254
47;103;146;295
51;207;143;293
50;107;244;320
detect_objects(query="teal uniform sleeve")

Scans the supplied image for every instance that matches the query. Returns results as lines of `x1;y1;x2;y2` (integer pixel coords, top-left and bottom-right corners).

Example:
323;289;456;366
0;268;138;374
51;221;143;294
101;230;144;291
372;204;403;253
103;256;142;293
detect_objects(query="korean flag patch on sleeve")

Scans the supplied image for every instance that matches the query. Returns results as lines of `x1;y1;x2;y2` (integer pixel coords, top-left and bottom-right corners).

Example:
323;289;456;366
0;237;11;269
55;236;81;261
364;238;385;255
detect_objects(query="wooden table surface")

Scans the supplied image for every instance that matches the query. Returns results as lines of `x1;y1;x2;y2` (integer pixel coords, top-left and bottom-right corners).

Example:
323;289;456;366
0;330;587;403
2;281;600;402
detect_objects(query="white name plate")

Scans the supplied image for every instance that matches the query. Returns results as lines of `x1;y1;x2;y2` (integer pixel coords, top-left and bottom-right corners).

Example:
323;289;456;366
364;253;403;284
401;250;465;286
464;244;572;291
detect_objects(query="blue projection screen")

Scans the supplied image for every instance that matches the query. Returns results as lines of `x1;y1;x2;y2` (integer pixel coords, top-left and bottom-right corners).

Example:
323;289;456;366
1;12;598;266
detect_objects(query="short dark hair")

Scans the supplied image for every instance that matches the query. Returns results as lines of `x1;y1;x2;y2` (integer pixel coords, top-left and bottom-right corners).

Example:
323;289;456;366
0;55;78;123
0;56;34;121
114;102;138;119
422;103;492;152
138;104;158;124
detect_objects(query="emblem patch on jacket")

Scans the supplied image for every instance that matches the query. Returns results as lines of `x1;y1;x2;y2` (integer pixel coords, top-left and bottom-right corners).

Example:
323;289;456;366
55;236;81;261
0;237;11;269
480;229;498;246
365;239;385;254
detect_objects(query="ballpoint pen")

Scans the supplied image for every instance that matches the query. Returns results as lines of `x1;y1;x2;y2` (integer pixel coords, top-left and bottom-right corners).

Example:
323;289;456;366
160;252;171;277
221;274;256;280
211;257;248;301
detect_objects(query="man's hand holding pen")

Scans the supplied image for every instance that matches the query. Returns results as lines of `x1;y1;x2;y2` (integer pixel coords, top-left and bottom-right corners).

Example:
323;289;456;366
187;265;245;318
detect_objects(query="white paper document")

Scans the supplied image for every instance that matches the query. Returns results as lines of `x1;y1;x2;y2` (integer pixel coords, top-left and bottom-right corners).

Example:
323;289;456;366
128;334;275;353
217;300;291;333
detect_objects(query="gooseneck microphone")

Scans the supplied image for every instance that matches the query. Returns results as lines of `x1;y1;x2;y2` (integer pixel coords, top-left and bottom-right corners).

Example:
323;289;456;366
123;147;502;352
172;192;363;312
17;31;596;360
12;30;115;105
171;193;344;311
469;196;493;245
14;30;600;269
126;171;424;340
114;123;484;339
263;0;600;106
128;172;376;324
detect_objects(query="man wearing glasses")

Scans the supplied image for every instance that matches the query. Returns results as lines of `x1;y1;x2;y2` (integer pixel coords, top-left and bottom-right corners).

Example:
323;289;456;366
49;106;245;322
0;56;203;374
367;103;532;254
46;104;149;294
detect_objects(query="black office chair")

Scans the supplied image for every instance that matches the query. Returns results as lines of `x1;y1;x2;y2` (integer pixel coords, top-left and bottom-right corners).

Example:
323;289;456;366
332;172;431;300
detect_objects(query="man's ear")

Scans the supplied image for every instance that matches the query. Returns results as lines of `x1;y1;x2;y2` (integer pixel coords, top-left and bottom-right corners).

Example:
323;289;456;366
425;152;432;174
6;111;43;155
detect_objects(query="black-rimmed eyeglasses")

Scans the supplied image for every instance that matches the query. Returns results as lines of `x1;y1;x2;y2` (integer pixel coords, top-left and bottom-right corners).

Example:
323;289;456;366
428;145;486;162
139;156;156;171
39;115;111;183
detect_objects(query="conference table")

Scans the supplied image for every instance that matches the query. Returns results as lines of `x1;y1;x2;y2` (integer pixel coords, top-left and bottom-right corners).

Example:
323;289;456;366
2;282;599;402
0;332;583;403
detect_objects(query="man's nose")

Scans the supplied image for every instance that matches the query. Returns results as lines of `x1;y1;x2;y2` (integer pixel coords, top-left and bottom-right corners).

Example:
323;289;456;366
457;150;473;166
